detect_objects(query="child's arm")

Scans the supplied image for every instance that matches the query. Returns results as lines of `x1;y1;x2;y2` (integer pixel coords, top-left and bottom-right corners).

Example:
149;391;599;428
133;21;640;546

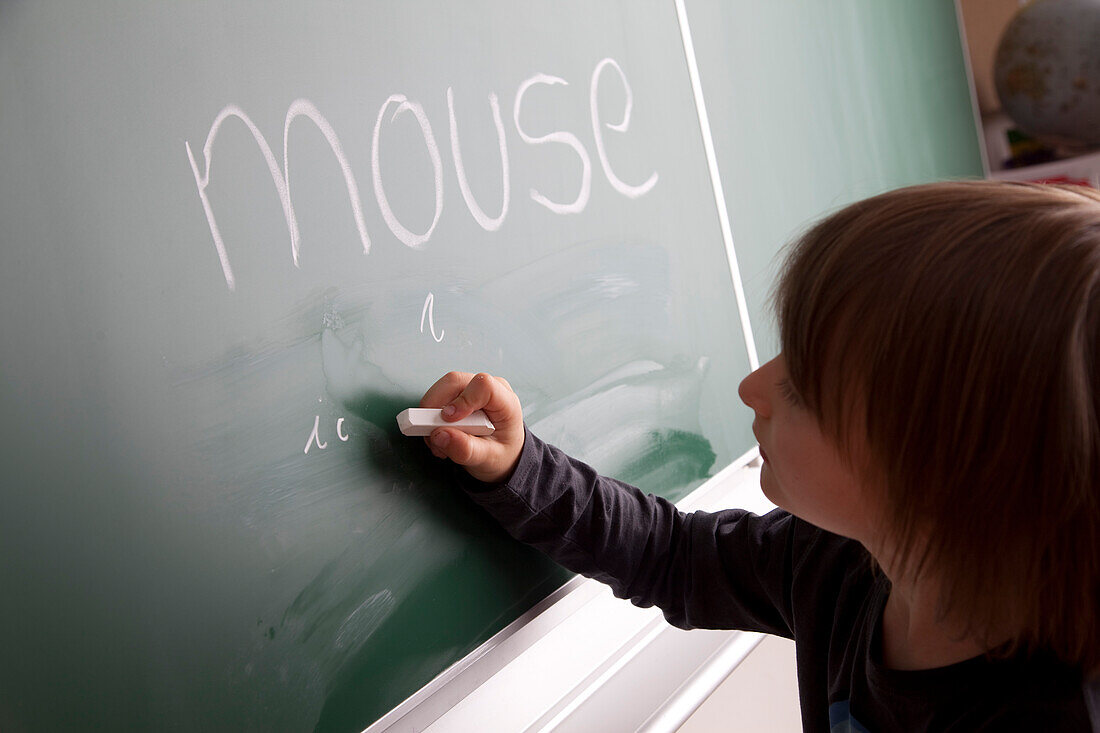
420;371;796;635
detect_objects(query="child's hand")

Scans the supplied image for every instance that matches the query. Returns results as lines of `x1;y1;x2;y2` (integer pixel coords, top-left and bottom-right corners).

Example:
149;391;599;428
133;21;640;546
419;372;525;484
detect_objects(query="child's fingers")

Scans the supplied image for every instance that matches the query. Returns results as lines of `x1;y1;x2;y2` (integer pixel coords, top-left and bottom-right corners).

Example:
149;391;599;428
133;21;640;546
426;436;448;459
417;371;525;483
445;372;519;426
420;372;473;456
430;428;485;467
419;371;474;409
429;426;518;483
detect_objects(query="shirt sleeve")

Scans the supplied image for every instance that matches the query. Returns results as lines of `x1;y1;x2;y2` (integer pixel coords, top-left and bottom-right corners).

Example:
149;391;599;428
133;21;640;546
461;427;798;637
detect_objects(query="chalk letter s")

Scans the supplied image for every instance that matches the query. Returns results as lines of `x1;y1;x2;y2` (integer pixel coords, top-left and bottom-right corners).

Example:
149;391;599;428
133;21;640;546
513;74;591;215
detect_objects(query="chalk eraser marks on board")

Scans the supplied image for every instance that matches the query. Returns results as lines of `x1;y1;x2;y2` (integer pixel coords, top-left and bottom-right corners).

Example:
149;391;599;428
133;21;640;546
396;408;496;437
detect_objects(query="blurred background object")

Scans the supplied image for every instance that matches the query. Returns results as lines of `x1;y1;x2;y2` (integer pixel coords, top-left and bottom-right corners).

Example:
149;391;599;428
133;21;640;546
994;0;1100;147
957;0;1100;183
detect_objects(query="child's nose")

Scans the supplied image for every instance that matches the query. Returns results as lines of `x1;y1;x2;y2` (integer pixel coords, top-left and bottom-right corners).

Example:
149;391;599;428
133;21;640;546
738;365;772;419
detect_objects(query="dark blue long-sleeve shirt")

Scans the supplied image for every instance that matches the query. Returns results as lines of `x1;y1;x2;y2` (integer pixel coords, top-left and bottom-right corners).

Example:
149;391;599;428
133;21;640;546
461;428;1093;732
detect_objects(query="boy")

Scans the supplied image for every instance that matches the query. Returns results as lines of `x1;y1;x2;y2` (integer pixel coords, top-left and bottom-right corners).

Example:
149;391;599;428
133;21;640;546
421;181;1099;730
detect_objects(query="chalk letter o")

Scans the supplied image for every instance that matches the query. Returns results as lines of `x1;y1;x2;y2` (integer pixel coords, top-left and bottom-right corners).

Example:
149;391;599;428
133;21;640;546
372;95;444;249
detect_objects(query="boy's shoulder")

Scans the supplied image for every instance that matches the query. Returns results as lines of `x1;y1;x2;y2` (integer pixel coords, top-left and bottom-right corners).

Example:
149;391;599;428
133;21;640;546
762;509;876;588
733;508;881;624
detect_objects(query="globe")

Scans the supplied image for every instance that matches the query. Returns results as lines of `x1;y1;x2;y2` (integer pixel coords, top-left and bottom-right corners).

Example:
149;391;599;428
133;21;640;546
994;0;1100;146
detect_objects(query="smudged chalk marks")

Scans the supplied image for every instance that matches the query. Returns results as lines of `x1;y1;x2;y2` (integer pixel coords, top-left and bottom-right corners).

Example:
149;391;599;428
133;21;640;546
334;590;396;651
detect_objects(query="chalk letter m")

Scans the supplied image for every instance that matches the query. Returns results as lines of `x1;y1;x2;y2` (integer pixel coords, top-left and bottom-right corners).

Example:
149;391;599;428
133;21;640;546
185;101;370;291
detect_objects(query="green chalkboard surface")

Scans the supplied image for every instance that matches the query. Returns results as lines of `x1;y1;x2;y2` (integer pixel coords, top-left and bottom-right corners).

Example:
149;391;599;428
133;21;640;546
685;0;985;358
0;2;754;730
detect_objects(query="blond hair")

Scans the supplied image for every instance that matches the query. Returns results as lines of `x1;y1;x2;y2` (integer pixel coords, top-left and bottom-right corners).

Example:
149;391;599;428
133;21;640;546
776;180;1100;672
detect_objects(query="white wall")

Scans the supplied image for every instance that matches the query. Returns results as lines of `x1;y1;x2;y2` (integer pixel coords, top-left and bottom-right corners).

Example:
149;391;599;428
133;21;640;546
678;635;801;733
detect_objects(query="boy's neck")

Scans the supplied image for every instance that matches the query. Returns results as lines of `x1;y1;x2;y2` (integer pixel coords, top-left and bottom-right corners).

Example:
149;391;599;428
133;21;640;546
868;537;1006;671
879;584;988;671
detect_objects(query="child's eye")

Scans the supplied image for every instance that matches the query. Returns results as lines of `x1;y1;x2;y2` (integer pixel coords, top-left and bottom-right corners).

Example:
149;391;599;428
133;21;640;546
776;379;802;407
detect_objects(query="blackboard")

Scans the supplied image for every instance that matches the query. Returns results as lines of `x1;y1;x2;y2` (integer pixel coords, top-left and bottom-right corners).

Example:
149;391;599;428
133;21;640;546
0;2;755;730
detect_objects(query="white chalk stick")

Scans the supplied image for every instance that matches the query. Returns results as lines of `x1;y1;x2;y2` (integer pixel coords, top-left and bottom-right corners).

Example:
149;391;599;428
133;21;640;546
396;408;495;437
